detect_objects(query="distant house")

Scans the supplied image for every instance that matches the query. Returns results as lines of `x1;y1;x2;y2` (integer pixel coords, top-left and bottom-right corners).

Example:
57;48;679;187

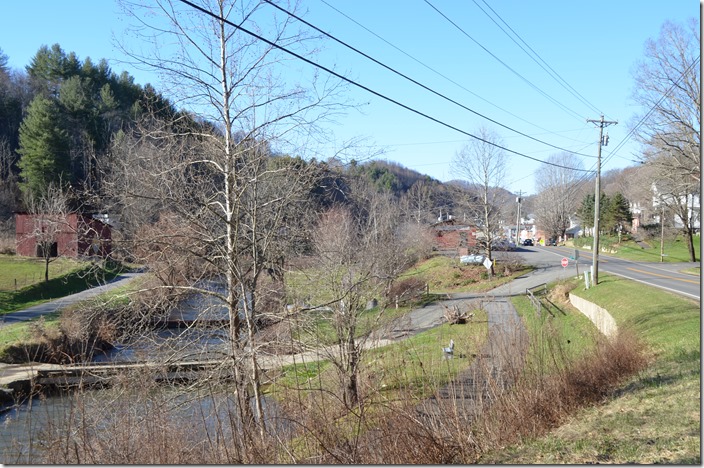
431;217;479;256
15;213;112;258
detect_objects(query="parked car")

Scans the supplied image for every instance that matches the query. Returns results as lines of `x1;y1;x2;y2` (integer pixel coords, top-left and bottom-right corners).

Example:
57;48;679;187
493;239;516;251
547;238;557;246
523;238;533;246
460;253;485;265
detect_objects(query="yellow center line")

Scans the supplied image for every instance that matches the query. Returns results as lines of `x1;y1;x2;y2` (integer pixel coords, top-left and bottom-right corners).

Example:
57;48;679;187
626;267;700;284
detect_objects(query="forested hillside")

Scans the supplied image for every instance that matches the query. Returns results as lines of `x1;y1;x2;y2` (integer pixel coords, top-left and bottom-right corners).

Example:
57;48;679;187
0;44;182;217
0;44;480;239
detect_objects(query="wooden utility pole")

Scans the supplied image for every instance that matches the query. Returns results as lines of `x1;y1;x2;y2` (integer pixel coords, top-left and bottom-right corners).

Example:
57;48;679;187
515;190;522;244
587;115;617;285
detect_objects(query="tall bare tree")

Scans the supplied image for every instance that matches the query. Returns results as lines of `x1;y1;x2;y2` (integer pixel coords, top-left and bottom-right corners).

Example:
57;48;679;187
451;127;508;276
534;152;584;241
403;179;434;224
630;18;700;261
108;0;347;452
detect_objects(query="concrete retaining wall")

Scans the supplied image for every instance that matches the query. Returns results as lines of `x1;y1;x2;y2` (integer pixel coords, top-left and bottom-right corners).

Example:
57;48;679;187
568;293;617;339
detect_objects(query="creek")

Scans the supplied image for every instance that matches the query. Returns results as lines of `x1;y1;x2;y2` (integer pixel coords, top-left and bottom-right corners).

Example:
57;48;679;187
0;287;287;464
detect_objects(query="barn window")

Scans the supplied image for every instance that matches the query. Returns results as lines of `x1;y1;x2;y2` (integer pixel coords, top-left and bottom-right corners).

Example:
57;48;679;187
36;242;58;258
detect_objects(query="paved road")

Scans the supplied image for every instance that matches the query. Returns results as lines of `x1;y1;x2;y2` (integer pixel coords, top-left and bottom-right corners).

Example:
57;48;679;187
0;272;144;328
524;245;700;300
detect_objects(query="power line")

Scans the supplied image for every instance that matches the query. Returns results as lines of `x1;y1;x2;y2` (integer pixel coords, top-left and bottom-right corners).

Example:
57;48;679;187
600;55;701;170
423;0;586;123
318;0;589;146
475;0;605;118
263;0;596;158
517;54;700;220
176;0;593;173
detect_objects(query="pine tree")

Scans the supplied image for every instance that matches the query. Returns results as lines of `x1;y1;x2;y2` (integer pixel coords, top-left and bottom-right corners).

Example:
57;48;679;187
17;96;71;197
578;194;595;229
606;192;633;234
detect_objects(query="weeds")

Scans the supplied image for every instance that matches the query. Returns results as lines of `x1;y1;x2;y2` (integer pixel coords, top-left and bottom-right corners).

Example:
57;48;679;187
0;279;667;464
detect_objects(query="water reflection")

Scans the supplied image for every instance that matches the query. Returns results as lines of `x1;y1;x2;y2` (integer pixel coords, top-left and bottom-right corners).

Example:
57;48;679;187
1;386;290;464
1;286;286;464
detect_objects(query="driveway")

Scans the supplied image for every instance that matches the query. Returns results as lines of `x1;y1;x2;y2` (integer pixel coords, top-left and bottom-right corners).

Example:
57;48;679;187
0;272;144;328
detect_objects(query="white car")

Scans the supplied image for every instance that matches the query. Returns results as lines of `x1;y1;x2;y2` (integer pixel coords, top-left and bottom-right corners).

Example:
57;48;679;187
493;240;516;251
460;254;485;265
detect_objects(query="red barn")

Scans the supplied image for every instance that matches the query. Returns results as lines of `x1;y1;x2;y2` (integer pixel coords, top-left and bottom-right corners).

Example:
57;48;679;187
432;218;479;256
15;213;112;258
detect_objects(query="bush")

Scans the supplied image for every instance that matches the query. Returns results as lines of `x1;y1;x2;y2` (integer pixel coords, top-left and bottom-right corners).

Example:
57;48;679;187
386;277;426;306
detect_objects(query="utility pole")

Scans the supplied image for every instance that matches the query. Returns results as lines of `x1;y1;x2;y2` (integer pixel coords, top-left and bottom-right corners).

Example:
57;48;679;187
587;115;617;285
515;191;522;245
660;201;665;262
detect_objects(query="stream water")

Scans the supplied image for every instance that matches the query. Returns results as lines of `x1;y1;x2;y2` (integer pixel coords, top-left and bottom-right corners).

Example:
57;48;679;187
1;288;286;463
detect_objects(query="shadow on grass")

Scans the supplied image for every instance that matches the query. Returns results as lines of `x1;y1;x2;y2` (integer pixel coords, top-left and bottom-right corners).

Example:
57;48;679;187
0;262;127;314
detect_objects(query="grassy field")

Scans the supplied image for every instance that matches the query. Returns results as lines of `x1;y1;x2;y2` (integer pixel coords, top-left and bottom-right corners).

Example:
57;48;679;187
0;255;86;291
511;285;601;374
572;233;700;265
0;271;147;361
482;274;700;464
398;254;532;293
273;312;489;402
0;255;127;314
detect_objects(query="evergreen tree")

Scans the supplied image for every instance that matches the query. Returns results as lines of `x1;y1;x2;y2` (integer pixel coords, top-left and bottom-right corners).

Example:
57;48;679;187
578;193;595;229
26;44;77;98
604;192;633;234
17;96;71;197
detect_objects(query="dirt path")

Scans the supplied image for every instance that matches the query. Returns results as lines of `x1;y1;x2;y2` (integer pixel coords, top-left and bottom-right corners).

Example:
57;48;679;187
417;297;528;420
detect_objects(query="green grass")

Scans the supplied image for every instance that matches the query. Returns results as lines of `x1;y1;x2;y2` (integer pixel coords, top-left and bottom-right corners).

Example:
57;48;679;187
400;255;533;294
0;312;62;358
0;255;87;291
486;274;700;464
364;314;489;399
0;272;146;361
573;234;700;263
271;307;489;402
0;257;128;314
291;304;415;347
511;289;600;374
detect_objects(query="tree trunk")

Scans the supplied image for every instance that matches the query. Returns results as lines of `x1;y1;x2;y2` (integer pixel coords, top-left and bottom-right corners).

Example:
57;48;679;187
685;227;696;262
44;254;50;282
343;334;359;408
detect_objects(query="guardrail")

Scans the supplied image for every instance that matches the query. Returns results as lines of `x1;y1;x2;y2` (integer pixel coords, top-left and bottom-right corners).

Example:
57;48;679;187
525;283;547;316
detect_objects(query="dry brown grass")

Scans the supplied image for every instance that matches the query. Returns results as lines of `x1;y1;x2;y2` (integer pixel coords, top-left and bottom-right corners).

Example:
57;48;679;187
16;327;647;464
467;329;648;461
283;328;648;464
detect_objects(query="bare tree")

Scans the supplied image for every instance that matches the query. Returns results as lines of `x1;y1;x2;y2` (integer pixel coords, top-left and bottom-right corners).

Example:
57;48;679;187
630;18;700;261
22;182;71;281
290;177;425;410
534;152;584;241
451;128;508;276
106;0;348;452
403;179;434;224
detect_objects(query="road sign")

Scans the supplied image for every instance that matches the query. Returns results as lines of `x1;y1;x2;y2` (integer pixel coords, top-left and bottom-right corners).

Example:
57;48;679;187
561;257;569;268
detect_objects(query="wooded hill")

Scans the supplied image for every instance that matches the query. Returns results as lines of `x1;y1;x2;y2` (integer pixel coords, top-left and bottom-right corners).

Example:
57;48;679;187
0;44;487;235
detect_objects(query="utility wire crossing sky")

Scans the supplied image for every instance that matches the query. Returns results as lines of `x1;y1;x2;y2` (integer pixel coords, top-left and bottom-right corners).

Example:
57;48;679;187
0;0;698;195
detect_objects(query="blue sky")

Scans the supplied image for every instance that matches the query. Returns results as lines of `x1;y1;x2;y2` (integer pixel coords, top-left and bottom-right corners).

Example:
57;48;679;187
1;0;699;196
